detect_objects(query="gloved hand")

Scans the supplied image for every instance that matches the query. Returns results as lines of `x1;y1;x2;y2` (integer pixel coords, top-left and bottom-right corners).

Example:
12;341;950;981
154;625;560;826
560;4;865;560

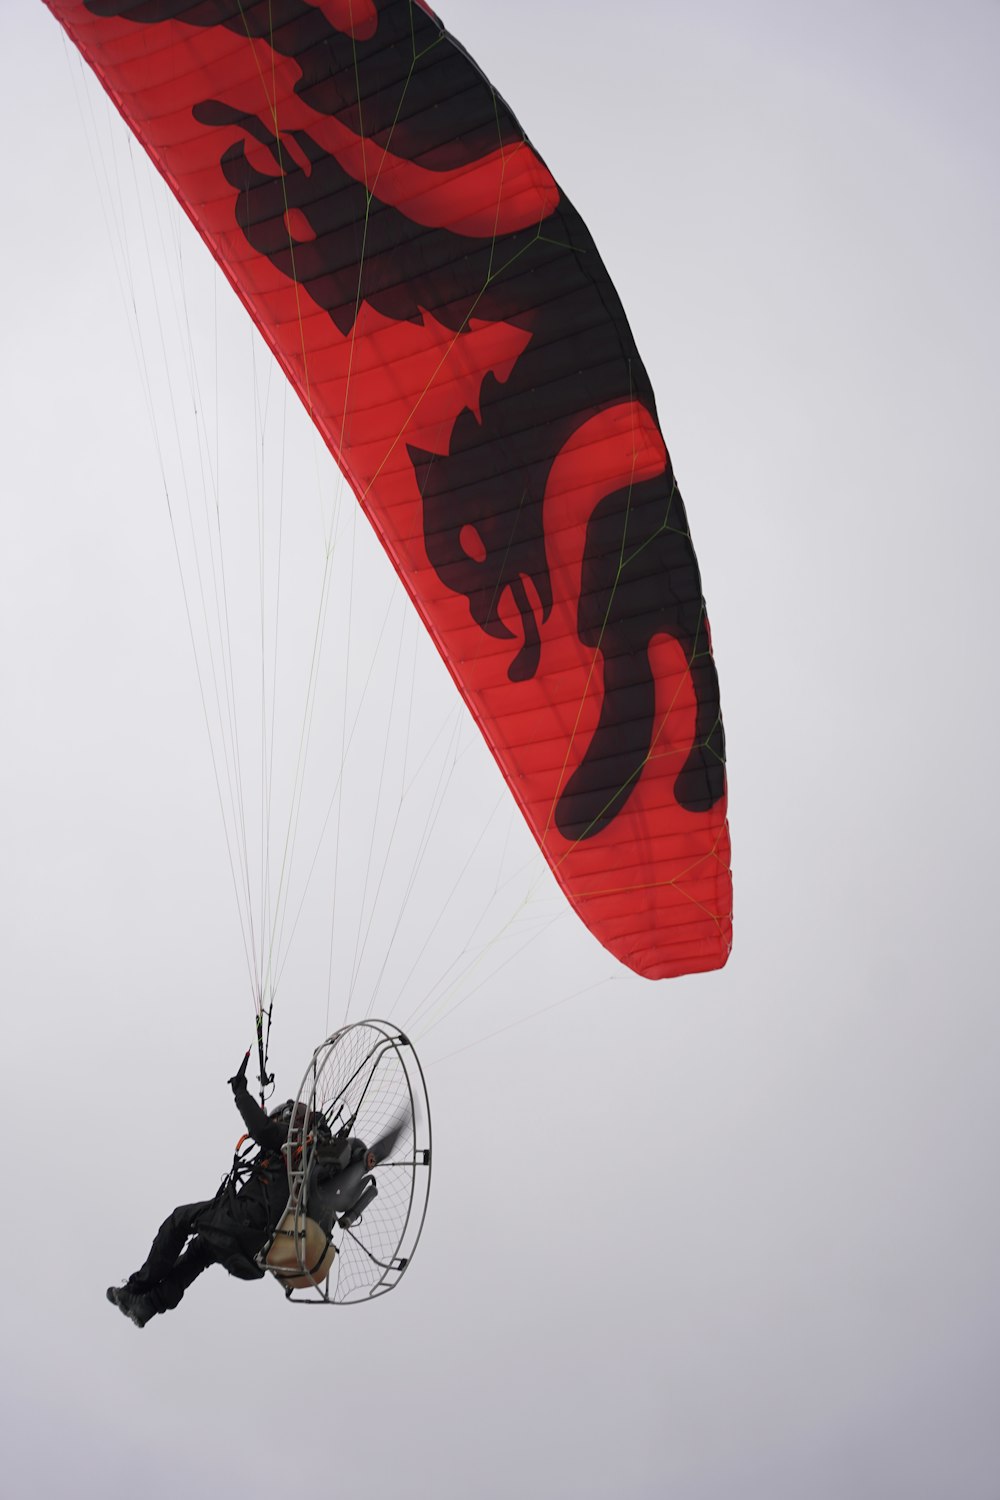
228;1050;250;1095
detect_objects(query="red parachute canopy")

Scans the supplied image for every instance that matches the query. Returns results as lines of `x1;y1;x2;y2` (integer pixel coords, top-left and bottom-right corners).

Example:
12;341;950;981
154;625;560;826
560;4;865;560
45;0;732;979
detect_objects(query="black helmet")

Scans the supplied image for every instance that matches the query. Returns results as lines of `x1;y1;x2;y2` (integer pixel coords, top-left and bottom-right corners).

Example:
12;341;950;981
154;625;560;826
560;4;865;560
268;1098;297;1122
270;1099;312;1134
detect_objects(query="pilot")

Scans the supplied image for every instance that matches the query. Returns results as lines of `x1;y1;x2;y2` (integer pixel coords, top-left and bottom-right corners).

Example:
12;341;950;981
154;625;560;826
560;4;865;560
107;1054;299;1327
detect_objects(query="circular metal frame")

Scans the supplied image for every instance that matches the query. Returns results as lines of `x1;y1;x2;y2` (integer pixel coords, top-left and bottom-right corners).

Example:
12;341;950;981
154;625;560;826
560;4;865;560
264;1020;432;1305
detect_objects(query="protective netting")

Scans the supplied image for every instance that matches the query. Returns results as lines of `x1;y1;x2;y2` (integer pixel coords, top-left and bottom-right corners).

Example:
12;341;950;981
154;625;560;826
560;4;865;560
284;1020;432;1304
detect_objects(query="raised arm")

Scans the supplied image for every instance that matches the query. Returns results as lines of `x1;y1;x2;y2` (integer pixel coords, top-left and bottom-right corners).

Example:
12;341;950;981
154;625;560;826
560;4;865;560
227;1051;285;1152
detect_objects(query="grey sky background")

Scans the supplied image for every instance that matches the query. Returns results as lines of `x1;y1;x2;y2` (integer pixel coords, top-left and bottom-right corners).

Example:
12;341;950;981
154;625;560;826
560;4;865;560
1;2;998;1496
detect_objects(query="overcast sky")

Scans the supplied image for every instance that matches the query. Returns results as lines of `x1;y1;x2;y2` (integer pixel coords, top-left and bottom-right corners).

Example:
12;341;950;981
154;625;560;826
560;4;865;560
2;2;999;1497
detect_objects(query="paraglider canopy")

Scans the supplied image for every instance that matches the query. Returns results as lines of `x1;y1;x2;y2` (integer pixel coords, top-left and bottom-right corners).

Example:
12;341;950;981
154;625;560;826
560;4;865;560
45;0;731;982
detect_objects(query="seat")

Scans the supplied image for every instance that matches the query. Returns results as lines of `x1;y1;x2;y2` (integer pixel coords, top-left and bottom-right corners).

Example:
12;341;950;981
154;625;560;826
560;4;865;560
264;1209;337;1289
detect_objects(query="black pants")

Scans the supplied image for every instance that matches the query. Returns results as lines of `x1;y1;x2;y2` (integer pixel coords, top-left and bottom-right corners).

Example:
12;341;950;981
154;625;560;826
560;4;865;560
128;1201;219;1314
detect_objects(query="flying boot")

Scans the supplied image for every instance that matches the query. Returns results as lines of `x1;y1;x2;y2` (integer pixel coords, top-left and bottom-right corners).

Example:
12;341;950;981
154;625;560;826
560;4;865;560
106;1284;156;1329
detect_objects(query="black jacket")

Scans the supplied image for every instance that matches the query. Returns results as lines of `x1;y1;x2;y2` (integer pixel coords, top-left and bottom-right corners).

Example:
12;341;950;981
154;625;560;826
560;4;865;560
193;1084;290;1280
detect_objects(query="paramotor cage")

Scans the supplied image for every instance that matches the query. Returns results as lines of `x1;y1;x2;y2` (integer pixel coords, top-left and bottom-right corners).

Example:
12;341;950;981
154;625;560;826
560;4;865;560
259;1021;432;1305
